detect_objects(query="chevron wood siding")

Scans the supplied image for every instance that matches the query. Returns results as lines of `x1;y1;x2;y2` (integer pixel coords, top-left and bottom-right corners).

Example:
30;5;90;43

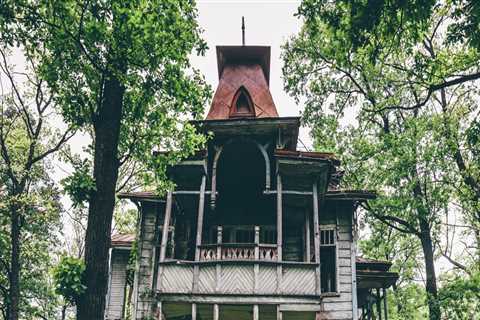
158;263;319;296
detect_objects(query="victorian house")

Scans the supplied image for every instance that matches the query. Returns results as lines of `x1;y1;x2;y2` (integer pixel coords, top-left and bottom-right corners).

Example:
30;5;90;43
105;44;398;320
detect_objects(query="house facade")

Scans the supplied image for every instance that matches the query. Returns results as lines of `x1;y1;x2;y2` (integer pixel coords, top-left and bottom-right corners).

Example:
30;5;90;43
106;45;398;320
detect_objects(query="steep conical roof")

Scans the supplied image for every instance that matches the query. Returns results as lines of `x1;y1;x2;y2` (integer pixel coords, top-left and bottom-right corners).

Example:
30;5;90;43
206;46;279;120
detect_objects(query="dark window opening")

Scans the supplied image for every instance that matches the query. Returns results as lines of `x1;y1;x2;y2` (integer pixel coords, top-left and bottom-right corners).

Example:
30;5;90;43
230;87;255;118
320;246;336;293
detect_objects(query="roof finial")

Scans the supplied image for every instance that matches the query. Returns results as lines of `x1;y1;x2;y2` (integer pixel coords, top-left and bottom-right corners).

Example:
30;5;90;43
242;16;245;46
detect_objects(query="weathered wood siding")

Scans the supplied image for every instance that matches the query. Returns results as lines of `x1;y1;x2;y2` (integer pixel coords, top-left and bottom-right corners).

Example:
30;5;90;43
133;202;161;320
318;201;354;320
106;249;130;320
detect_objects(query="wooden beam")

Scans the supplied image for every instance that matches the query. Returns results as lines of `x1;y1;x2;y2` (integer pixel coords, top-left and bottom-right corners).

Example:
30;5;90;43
264;190;313;195
305;209;311;262
193;175;207;292
213;304;219;320
277;174;283;294
276;305;282;320
216;226;223;292
157;301;163;320
192;303;197;320
383;288;388;320
253;304;259;320
312;183;321;295
254;226;260;293
211;146;223;209
159;191;173;262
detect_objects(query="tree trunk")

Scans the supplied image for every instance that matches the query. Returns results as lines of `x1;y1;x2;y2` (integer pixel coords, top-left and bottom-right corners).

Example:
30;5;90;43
8;204;20;320
76;74;124;320
419;217;440;320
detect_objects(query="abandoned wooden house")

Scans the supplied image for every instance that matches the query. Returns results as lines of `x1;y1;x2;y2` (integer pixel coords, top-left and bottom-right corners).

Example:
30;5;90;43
106;45;399;320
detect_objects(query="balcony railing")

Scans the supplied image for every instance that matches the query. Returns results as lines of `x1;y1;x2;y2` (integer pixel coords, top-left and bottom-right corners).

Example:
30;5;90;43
198;226;278;262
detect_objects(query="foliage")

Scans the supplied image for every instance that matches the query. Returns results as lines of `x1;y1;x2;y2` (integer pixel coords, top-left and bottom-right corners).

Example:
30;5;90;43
1;1;211;318
296;0;480;54
438;270;480;319
283;1;480;319
0;45;73;319
52;256;86;306
61;159;95;208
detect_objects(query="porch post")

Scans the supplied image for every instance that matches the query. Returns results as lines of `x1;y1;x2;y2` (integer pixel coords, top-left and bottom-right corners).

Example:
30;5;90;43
159;191;173;262
253;304;259;320
277;174;283;260
254;226;260;293
193;175;207;292
376;288;382;320
383;288;388;320
312;182;321;295
276;174;283;294
213;304;219;320
276;305;282;320
304;209;311;262
192;303;197;320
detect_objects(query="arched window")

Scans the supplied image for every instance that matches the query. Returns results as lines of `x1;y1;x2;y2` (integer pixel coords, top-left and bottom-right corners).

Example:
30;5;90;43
230;86;255;118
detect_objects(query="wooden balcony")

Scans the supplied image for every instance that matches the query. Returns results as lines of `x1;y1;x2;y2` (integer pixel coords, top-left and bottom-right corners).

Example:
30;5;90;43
157;225;320;297
198;226;278;262
157;260;319;297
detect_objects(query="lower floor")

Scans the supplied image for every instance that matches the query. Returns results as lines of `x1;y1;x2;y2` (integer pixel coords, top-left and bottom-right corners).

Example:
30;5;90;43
158;302;322;320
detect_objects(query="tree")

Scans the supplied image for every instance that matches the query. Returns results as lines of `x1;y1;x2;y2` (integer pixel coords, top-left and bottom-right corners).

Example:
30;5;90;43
283;2;479;319
1;1;211;318
0;47;73;320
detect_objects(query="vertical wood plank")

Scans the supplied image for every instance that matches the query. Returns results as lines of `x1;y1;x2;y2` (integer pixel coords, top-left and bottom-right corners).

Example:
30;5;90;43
157;301;163;320
376;288;383;320
305;209;311;262
277;174;283;260
159;191;173;262
213;304;219;320
211;146;223;208
195;175;207;261
383;288;388;320
254;226;260;293
276;174;283;294
312;182;321;295
191;303;197;320
216;225;222;292
193;175;207;293
253;305;259;320
276;305;282;320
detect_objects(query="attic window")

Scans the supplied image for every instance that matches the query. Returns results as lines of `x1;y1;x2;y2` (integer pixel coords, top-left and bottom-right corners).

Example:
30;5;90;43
230;86;255;118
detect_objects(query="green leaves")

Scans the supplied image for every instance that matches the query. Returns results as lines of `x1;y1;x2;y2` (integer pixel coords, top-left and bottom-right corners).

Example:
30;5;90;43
52;256;86;306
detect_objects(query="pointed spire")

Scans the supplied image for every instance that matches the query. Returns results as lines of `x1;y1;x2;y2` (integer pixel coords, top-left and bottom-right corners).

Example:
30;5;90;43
242;16;245;46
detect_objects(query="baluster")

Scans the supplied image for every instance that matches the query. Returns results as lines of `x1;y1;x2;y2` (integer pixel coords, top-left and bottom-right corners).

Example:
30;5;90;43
217;226;222;260
255;226;260;260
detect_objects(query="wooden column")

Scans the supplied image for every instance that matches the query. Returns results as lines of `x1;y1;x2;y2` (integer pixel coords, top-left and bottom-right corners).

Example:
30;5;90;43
159;191;173;262
253;304;259;320
376;288;382;320
276;174;283;294
193;175;207;292
254;226;260;293
156;191;173;290
383;288;388;320
213;304;219;320
157;301;163;320
192;303;197;320
215;226;222;292
312;182;321;295
276;305;282;320
304;209;311;262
